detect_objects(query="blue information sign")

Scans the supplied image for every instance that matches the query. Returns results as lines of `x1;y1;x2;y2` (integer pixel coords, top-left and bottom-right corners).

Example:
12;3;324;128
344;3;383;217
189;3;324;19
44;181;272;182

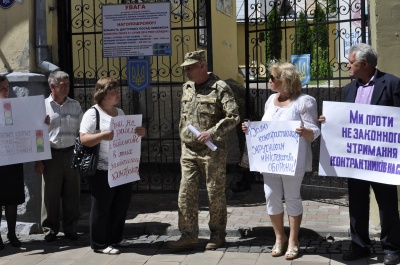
290;54;311;87
127;57;151;92
0;0;14;9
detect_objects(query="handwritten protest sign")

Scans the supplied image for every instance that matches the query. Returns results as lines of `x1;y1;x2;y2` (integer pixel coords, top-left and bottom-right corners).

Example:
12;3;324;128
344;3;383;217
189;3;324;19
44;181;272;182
0;95;51;166
319;101;400;185
245;121;301;175
108;115;142;188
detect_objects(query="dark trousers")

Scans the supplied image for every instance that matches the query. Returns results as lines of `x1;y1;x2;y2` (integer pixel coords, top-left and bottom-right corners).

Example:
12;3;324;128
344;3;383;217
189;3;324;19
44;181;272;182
348;178;400;254
41;148;80;235
88;170;133;250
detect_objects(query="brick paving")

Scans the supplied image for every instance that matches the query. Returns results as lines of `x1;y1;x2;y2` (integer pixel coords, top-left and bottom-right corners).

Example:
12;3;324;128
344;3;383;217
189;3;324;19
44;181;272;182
1;177;385;264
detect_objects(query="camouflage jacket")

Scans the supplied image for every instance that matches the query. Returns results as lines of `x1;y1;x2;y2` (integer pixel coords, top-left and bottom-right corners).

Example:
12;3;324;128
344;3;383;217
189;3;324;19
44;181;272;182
179;73;240;145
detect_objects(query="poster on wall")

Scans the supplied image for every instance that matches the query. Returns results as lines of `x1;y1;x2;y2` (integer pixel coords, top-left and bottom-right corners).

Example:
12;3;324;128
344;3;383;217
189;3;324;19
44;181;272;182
338;0;369;62
217;0;233;17
102;2;171;58
0;95;51;166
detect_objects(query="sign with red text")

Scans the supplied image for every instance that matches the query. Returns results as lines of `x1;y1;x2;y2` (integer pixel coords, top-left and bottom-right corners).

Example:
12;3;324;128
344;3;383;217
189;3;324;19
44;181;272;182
245;121;301;176
108;115;142;188
0;95;51;166
102;2;171;57
319;101;400;185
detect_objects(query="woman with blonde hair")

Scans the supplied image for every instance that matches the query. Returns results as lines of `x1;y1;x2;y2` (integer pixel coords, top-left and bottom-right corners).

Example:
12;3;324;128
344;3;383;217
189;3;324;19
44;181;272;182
79;77;145;254
242;62;320;260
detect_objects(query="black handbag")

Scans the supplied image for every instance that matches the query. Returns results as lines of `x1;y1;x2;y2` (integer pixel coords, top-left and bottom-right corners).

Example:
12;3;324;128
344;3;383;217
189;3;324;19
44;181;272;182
70;107;100;176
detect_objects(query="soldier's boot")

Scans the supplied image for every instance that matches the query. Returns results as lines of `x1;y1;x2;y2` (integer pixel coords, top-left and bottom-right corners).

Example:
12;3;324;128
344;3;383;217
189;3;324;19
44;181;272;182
205;238;225;250
167;237;198;249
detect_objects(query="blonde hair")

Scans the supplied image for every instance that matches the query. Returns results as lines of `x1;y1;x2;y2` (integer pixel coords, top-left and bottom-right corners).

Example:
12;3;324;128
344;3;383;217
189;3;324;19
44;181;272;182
93;77;118;104
268;61;302;99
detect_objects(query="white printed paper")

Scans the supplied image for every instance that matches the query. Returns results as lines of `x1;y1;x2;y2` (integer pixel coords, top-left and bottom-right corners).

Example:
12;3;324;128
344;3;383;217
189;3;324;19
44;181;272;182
187;124;217;151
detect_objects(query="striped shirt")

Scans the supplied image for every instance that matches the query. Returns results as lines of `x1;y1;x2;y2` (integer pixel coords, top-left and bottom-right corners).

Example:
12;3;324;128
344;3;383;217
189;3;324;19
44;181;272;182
45;95;83;149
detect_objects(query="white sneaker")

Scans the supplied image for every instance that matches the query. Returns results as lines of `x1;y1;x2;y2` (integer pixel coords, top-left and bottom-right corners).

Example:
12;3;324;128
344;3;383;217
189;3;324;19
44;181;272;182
94;246;120;255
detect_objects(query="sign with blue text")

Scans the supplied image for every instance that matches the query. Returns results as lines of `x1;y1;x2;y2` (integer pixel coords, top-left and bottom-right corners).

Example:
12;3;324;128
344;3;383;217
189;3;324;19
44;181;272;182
290;54;310;87
245;120;301;176
127;57;151;92
319;101;400;185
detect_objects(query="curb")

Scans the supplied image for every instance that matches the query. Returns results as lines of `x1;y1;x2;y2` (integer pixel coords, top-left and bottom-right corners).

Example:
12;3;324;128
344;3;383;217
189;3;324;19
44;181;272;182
4;221;380;239
74;222;381;239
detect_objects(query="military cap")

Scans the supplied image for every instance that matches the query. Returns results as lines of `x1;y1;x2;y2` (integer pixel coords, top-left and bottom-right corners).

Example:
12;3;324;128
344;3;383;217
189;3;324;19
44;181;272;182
180;50;206;67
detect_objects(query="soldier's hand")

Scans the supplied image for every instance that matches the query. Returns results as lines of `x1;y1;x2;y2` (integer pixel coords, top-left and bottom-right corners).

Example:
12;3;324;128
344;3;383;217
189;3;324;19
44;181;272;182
197;131;211;144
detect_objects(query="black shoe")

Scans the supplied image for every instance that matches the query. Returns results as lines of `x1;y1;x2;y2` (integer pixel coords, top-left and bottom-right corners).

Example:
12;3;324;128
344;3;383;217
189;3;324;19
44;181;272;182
342;247;370;261
7;233;21;247
384;252;400;265
65;232;79;241
0;237;4;251
44;233;57;242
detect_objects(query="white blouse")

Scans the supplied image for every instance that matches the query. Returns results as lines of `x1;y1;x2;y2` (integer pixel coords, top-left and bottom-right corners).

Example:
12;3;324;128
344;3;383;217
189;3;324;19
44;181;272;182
262;93;320;173
80;105;125;171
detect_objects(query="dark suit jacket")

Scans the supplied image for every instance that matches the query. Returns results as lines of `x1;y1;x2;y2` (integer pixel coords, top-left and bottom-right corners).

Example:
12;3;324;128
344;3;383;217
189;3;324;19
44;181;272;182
344;69;400;107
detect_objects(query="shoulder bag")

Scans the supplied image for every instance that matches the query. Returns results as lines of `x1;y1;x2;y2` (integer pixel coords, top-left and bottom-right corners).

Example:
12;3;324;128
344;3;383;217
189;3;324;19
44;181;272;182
70;107;100;176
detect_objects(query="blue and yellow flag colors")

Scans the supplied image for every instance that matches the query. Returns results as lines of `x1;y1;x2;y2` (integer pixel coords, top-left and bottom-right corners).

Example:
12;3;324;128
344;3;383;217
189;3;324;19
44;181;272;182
127;57;151;92
290;54;311;87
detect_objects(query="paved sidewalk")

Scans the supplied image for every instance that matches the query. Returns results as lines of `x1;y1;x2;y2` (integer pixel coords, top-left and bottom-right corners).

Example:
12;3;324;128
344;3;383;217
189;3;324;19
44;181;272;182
75;181;374;239
1;181;385;264
0;234;385;264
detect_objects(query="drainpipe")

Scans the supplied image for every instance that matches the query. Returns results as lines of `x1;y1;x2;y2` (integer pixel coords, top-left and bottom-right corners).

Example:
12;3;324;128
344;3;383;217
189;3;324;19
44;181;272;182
35;0;59;72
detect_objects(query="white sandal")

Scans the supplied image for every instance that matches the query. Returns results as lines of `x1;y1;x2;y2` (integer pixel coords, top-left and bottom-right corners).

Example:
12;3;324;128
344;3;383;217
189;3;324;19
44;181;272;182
95;246;120;254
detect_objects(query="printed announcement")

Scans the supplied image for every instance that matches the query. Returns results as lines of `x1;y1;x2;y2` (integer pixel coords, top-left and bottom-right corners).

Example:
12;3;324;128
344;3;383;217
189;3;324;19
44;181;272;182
319;101;400;185
108;115;142;187
245;121;301;176
0;95;51;166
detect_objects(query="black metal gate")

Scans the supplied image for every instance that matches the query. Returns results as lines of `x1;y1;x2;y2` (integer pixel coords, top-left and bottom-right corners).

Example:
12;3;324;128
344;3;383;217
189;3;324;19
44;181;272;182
58;0;212;191
243;0;369;193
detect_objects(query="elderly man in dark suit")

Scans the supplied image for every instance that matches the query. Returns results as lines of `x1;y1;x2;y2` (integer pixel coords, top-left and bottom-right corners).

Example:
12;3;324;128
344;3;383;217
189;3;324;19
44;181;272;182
341;43;400;264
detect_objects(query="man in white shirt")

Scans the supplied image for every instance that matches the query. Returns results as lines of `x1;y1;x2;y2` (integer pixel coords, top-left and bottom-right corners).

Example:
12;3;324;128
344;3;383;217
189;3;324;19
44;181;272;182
35;71;83;242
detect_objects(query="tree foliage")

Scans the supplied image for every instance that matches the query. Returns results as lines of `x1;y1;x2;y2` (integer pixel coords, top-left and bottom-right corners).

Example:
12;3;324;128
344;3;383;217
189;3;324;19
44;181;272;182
311;3;331;78
294;11;311;55
265;4;282;62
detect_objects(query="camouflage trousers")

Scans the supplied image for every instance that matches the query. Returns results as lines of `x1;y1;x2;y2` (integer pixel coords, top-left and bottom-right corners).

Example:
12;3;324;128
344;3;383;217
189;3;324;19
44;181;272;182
178;143;227;240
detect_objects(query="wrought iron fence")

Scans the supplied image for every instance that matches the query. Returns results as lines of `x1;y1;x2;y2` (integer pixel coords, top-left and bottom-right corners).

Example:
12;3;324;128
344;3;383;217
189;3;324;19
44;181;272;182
243;0;369;192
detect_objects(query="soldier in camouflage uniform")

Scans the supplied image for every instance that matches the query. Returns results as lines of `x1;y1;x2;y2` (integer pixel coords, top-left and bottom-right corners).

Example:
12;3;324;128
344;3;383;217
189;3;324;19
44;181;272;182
168;50;239;250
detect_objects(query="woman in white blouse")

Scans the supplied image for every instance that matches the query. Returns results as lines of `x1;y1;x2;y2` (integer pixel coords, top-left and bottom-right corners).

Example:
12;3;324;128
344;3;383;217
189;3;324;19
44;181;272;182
242;62;320;260
80;77;145;255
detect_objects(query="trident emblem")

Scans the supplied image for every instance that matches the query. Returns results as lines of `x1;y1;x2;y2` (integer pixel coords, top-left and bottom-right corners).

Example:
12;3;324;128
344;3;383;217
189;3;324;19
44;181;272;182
127;57;150;92
132;64;145;86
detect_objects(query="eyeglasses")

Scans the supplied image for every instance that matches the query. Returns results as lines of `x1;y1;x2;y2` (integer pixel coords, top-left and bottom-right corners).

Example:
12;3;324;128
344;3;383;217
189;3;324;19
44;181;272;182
269;75;277;82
